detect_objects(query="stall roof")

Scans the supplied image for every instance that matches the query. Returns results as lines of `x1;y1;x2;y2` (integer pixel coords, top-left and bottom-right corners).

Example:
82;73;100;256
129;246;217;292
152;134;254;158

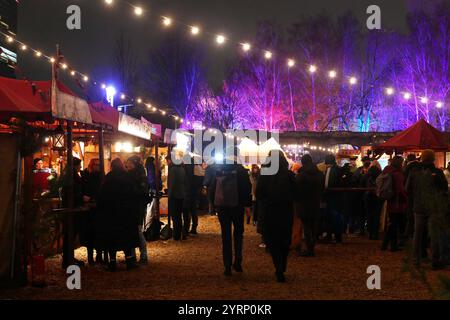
89;101;119;131
375;119;449;152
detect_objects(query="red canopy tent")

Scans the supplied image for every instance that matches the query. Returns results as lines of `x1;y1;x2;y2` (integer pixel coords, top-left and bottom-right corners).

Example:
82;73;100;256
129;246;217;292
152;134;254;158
376;119;449;152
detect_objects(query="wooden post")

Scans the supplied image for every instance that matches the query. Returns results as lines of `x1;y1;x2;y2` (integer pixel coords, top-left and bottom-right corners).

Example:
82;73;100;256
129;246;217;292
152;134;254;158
62;120;75;268
98;127;105;179
154;138;161;220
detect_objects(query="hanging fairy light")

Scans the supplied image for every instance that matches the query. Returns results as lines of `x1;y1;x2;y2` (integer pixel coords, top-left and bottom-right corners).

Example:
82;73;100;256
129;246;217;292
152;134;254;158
349;77;357;85
6;35;14;43
287;59;295;68
329;70;337;78
403;92;411;100
191;26;200;35
264;51;272;60
241;42;251;52
104;0;114;5
83;75;89;82
161;110;167;115
216;34;226;45
309;65;317;73
436;102;443;108
70;70;76;76
49;57;56;63
162;17;172;27
101;83;107;89
386;87;394;95
420;97;428;104
134;6;143;16
35;50;42;57
136;98;143;104
20;44;27;51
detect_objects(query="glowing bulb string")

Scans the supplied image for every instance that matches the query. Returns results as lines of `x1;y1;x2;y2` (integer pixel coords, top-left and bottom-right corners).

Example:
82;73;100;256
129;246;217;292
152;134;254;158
100;0;446;109
0;31;185;124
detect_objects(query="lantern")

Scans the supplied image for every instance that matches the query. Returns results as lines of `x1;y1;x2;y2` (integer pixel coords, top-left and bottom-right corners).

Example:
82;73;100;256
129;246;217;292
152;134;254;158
52;125;65;151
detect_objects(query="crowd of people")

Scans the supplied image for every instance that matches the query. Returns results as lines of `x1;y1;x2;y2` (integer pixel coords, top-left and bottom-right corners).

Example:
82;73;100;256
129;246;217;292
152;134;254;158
35;146;450;282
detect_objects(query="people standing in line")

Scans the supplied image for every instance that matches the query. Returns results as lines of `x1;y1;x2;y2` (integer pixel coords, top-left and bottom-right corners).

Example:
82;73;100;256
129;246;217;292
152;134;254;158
257;151;296;282
80;159;107;265
256;163;269;250
403;154;421;241
295;154;324;257
340;162;354;234
381;156;407;252
362;162;383;240
145;156;162;194
126;156;150;265
408;150;449;269
96;158;140;271
183;161;197;237
351;156;371;235
211;152;252;277
249;165;260;226
167;154;187;241
323;155;344;243
203;162;218;216
443;162;450;188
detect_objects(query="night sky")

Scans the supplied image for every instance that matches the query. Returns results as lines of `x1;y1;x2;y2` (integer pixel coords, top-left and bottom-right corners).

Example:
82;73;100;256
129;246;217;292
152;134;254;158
17;0;411;98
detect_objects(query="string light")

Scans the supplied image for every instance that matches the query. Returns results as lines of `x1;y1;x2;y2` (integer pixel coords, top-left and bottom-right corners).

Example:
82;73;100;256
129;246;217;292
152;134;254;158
403;92;411;100
329;70;337;78
309;65;317;73
349;77;357;85
6;36;13;43
152;107;157;112
241;42;251;52
386;87;394;95
70;70;76;76
134;6;143;16
136;98;143;104
287;59;295;68
83;75;89;82
216;35;226;45
264;51;272;60
420;97;428;104
436;102;443;108
104;0;113;5
101;84;107;89
161;110;167;115
35;51;42;57
120;94;126;99
21;44;27;51
162;17;172;27
49;57;55;63
191;26;200;35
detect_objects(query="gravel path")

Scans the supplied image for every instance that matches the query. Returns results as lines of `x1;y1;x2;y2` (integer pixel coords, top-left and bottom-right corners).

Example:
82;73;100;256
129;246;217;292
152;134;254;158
0;215;439;300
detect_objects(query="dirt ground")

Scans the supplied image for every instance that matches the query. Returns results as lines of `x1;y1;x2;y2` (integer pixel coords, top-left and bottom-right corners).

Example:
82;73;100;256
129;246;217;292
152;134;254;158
1;215;449;300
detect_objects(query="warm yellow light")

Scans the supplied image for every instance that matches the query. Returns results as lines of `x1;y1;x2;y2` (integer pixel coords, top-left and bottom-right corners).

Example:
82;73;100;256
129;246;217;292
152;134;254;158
329;70;337;78
137;98;142;104
309;65;317;73
386;87;394;95
403;93;411;100
216;35;226;45
35;51;42;57
242;43;251;52
264;51;272;59
83;75;89;82
134;6;143;16
179;118;184;123
6;36;13;43
287;59;295;67
163;17;172;27
174;116;179;120
420;97;428;104
152;107;157;112
70;71;76;76
21;44;27;51
146;104;152;109
161;110;167;115
49;57;55;63
191;26;200;35
436;102;443;108
349;77;357;85
120;94;126;99
105;0;113;5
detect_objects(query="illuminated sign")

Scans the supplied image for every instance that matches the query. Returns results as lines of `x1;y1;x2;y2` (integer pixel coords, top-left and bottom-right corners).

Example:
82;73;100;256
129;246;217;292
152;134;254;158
0;46;17;64
118;113;152;140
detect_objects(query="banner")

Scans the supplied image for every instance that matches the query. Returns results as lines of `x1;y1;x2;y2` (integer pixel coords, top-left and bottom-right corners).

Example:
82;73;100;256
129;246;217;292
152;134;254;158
51;80;92;124
118;113;152;140
141;117;162;138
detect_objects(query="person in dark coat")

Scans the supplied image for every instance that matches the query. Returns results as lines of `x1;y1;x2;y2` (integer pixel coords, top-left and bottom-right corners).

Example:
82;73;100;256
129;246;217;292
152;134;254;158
295;154;324;257
381;156;407;252
126;156;150;264
203;163;218;216
183;162;198;236
168;156;187;241
323;154;344;243
257;151;296;282
351;156;371;235
407;150;449;269
145;156;162;193
363;164;383;240
80;159;106;265
403;154;421;240
96;158;140;271
211;154;252;277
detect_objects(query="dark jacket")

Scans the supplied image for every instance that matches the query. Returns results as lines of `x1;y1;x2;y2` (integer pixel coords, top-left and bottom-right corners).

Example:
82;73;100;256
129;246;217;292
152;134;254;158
295;164;324;220
184;164;196;206
60;169;84;208
168;164;186;200
383;165;407;214
96;169;140;251
211;164;252;208
128;166;150;224
324;164;342;206
146;162;162;191
407;162;448;216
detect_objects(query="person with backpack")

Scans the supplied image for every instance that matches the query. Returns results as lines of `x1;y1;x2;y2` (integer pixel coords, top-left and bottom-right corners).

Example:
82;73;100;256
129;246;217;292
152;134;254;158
380;156;407;252
211;150;252;277
407;150;449;269
257;151;296;282
295;154;324;257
